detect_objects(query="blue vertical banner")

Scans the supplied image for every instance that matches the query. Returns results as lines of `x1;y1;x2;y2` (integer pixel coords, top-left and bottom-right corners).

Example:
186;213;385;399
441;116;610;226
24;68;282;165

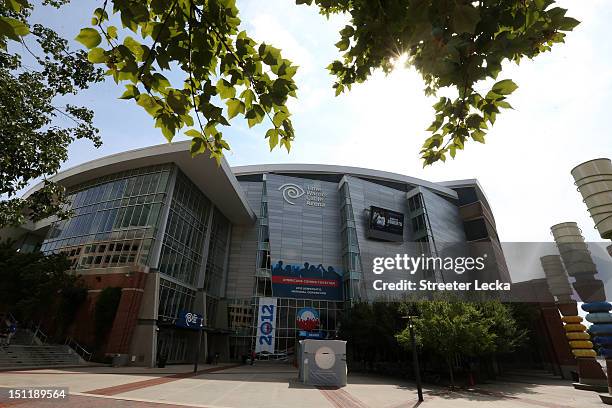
255;297;277;353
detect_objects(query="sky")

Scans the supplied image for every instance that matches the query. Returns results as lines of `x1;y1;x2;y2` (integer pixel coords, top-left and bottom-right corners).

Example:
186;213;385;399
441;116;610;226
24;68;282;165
22;0;612;243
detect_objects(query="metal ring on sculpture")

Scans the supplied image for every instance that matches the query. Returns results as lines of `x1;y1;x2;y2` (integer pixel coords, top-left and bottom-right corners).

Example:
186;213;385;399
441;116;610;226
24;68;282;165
569;340;594;349
561;316;583;324
572;349;598;358
585;312;612;324
564;323;587;332
592;336;612;345
566;332;591;340
581;302;612;313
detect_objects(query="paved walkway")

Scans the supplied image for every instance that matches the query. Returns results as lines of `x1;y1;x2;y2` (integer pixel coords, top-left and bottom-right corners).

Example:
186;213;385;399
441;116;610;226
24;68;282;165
0;363;607;407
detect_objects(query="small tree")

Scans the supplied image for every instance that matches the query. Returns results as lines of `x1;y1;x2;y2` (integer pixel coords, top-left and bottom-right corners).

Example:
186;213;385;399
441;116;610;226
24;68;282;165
339;302;404;371
396;299;496;387
0;240;78;324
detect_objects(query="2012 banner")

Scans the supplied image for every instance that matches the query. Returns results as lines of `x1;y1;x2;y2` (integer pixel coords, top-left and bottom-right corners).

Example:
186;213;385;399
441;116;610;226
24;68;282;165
255;297;277;353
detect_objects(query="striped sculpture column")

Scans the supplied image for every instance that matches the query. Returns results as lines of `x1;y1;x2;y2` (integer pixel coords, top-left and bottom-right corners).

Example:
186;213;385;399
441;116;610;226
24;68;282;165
572;159;612;404
583;302;612;404
540;255;597;384
551;222;607;391
571;158;612;239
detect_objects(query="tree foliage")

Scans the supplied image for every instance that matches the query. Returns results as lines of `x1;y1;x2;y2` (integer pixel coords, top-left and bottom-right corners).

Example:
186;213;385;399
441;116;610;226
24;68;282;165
0;0;580;226
339;302;404;367
0;240;78;323
0;0;104;227
396;299;527;385
299;0;579;165
76;0;298;162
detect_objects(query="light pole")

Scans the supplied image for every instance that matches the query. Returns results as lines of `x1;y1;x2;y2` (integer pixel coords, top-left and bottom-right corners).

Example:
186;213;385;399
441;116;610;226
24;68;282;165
403;313;423;402
194;316;203;373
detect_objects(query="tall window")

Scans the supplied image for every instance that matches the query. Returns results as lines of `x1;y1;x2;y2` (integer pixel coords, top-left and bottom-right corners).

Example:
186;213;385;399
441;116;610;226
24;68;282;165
158;170;211;286
203;208;230;298
158;277;196;320
40;164;172;269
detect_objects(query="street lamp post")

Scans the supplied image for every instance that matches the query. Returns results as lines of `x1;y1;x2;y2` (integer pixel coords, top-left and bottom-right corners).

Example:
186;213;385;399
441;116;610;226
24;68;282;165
194;317;203;373
403;313;423;402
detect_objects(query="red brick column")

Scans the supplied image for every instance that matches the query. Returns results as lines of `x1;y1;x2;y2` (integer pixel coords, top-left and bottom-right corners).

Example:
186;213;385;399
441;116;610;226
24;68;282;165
105;271;147;354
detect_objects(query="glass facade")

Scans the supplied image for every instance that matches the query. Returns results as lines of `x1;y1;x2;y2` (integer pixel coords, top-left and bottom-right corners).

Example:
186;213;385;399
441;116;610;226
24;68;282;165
203;208;230;298
41;164;172;269
157;277;197;320
340;181;363;302
275;298;341;354
158;170;211;287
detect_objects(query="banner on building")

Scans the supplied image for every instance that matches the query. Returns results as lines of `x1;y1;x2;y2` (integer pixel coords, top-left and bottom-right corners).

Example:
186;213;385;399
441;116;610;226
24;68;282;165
255;297;277;353
271;261;343;301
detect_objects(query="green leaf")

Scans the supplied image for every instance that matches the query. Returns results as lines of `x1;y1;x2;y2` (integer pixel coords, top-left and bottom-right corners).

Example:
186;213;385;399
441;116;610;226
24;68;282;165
426;121;442;132
136;94;162;116
107;26;118;39
246;105;265;128
472;130;486;143
226;98;245;120
75;28;102;49
491;79;518;95
124;36;148;61
119;84;140;100
185;129;202;138
496;100;513;110
190;137;206;156
559;17;580;31
273;110;289;127
216;79;236;99
266;128;279;150
240;88;256;108
6;0;26;13
87;48;106;63
335;38;349;51
0;17;30;41
166;90;188;115
452;4;480;34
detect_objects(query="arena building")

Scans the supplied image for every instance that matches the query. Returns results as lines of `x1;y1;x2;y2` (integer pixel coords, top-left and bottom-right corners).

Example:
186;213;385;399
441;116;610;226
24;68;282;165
4;141;511;366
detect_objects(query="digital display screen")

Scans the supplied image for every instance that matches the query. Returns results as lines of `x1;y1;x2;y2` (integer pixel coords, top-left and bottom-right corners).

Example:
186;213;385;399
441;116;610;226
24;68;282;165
369;206;404;237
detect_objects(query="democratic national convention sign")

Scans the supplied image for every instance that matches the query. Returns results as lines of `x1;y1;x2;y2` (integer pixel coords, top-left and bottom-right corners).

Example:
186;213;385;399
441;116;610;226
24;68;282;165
255;297;277;353
271;261;343;301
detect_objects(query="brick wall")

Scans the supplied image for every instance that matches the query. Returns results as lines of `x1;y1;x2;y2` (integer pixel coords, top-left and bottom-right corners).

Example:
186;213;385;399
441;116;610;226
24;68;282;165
68;266;149;355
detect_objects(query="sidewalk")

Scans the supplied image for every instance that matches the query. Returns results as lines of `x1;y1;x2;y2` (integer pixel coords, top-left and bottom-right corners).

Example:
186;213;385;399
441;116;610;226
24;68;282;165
0;363;607;407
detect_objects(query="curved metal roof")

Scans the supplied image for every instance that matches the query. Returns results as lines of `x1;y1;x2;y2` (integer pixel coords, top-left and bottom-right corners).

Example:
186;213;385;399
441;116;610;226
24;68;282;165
22;142;494;224
23;141;256;225
232;163;459;198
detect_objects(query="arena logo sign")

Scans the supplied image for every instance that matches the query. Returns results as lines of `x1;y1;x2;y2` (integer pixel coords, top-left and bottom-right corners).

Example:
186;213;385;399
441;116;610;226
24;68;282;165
278;183;326;207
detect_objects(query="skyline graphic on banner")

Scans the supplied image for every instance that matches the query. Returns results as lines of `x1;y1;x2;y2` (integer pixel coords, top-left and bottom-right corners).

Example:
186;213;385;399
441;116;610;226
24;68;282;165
271;261;343;301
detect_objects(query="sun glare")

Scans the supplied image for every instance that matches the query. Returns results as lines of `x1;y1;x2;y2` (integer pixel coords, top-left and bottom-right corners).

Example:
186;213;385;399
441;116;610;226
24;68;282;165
392;53;409;70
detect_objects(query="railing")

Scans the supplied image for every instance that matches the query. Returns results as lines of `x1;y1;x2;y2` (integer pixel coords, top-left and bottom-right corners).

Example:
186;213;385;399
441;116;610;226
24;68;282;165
65;337;92;361
31;324;48;345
